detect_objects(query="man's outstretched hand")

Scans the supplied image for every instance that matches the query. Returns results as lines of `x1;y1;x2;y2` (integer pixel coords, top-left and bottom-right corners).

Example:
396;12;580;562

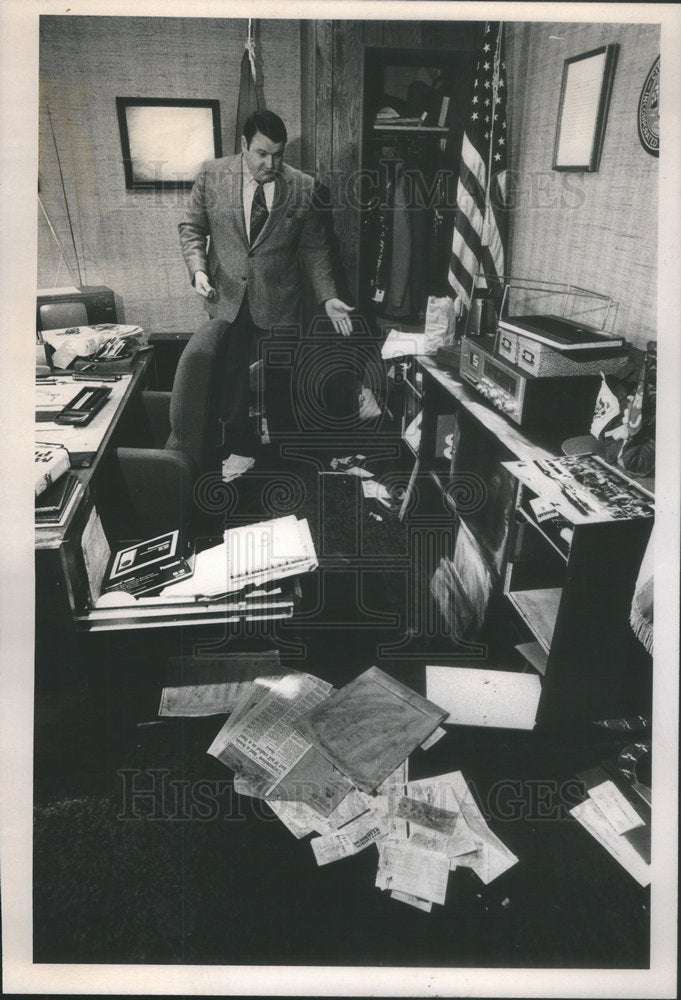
325;298;354;337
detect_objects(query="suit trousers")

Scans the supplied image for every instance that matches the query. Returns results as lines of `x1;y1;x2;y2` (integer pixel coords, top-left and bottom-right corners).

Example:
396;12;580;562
220;293;293;456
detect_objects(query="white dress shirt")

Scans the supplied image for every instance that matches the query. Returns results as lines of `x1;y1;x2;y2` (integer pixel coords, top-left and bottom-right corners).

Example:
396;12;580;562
242;159;275;242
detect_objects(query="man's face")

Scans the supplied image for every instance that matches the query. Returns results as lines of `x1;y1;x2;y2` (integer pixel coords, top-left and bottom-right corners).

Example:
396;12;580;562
241;131;285;182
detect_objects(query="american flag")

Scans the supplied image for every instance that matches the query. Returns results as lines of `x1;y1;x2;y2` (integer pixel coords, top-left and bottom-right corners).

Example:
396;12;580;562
234;24;261;153
448;21;507;309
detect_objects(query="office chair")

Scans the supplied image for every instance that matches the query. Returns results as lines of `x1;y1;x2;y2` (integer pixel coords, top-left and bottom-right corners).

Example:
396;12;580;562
108;319;231;539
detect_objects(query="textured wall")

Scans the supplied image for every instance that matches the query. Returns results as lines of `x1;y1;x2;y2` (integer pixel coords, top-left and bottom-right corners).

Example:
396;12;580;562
38;15;302;331
506;21;660;350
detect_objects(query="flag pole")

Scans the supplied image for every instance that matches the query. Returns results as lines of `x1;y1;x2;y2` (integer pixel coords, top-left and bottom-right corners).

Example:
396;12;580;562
480;23;503;290
246;18;256;83
485;22;503;204
480;22;504;304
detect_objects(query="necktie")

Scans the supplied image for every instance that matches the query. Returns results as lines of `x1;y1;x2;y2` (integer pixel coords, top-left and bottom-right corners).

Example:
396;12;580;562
250;182;268;245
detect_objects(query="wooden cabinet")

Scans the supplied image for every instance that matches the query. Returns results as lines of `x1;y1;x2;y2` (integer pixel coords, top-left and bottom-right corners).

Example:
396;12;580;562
358;45;478;326
299;21;482;311
503;458;654;728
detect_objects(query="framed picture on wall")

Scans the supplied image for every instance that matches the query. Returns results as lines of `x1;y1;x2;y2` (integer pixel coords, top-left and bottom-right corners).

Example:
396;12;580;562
553;45;618;171
116;97;222;190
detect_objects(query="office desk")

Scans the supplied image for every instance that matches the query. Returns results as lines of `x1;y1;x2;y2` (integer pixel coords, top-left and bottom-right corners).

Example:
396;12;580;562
36;357;151;553
35;352;296;639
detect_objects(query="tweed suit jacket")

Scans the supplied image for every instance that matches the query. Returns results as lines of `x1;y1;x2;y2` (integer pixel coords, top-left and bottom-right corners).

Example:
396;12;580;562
178;154;337;328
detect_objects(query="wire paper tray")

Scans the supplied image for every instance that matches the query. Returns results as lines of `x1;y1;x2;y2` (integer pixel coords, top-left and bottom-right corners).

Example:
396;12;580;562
473;275;617;336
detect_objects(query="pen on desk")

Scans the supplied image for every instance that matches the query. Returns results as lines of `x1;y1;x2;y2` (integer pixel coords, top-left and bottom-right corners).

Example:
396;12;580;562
72;373;121;382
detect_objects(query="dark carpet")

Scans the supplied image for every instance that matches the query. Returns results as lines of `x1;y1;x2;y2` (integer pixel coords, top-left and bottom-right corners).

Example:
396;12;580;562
33;444;651;968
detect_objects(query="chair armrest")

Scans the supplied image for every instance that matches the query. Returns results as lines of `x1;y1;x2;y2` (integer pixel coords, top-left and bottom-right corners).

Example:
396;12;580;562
113;446;198;537
139;391;172;448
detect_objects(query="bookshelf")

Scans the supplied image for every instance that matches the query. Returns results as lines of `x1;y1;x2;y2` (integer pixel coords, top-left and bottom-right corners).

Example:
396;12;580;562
399;356;654;729
503;459;654;727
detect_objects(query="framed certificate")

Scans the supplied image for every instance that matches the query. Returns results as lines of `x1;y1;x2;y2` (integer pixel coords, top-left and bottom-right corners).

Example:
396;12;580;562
553;45;618;171
116;97;222;190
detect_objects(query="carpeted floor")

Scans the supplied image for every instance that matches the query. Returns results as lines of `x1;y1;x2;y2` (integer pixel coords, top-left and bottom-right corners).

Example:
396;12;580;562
33;444;651;968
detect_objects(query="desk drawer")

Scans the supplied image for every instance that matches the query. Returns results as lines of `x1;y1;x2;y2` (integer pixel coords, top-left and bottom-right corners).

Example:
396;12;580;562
75;601;295;632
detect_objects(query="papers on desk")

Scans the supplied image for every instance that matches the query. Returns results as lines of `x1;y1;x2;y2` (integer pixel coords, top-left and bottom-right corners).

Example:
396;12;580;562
380;329;429;360
42;324;143;369
35;374;132;463
161;515;317;598
35;473;83;527
34;441;70;496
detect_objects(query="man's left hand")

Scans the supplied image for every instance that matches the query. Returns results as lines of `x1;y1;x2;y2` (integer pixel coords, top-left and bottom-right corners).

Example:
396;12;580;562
325;298;354;337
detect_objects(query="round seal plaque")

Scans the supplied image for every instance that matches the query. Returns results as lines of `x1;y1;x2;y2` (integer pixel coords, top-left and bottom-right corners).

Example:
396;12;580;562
638;56;660;156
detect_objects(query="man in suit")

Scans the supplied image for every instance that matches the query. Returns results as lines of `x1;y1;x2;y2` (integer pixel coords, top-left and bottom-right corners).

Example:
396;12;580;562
179;109;353;480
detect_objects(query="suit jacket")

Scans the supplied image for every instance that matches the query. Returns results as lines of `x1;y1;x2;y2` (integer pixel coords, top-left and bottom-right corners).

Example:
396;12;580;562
178;154;337;328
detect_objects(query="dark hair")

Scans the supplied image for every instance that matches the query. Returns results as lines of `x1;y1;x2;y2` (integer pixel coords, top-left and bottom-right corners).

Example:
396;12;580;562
242;110;287;147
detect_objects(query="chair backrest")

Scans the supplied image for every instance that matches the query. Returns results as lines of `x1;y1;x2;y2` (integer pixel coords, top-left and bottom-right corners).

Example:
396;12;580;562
166;319;231;471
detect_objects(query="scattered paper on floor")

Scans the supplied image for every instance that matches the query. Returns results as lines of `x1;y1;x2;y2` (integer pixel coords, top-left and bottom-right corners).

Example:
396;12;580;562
570;799;650;887
587;779;645;835
207;672;333;797
390;890;433;913
425;665;541;730
294;666;447;793
159;650;284;716
377;841;450;906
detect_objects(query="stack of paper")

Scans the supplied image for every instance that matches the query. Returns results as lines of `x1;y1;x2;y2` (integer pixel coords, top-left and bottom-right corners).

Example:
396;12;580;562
161;515;317;599
374;770;519;912
207;671;355;815
35;472;83;526
224;515;317;590
380;329;429;360
35;441;70;496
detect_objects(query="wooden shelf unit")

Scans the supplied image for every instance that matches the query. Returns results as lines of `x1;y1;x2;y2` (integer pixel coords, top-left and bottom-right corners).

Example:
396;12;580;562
504;470;654;727
401;356;654;729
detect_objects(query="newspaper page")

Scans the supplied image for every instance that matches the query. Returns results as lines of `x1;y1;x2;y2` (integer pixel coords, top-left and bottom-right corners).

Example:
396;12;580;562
207;672;333;796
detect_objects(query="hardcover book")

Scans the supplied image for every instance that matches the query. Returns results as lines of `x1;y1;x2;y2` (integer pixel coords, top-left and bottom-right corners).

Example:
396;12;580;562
102;530;194;597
